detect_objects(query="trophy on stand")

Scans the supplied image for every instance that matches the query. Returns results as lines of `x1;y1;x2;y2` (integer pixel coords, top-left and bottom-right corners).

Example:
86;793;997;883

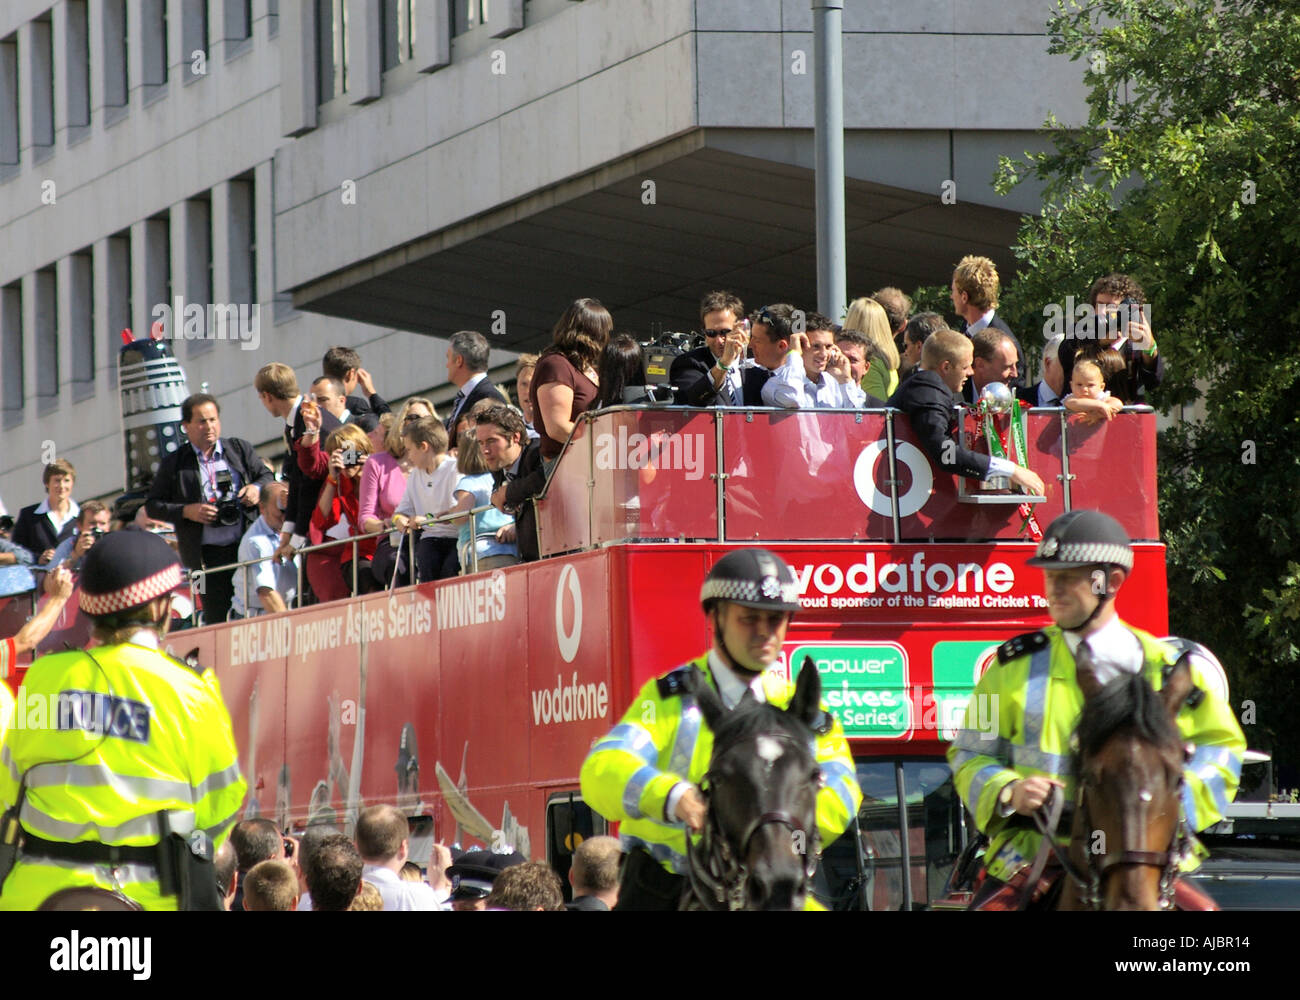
977;382;1014;491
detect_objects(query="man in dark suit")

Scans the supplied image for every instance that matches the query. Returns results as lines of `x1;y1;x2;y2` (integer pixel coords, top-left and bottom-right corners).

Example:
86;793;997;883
669;291;751;407
255;363;342;599
951;255;1026;388
444;330;508;434
1059;273;1164;403
1016;334;1066;406
145;393;274;624
475;404;544;563
323;346;392;417
961;328;1021;407
889;328;1043;494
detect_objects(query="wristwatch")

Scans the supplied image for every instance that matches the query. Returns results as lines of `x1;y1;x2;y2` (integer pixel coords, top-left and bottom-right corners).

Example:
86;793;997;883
998;781;1017;816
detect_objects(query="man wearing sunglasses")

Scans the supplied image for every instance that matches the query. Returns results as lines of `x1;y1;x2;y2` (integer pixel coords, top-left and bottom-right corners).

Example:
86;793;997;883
670;291;756;407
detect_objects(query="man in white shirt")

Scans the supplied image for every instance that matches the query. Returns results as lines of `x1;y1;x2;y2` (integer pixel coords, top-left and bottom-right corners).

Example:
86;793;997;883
761;326;873;409
355;805;452;911
232;482;298;617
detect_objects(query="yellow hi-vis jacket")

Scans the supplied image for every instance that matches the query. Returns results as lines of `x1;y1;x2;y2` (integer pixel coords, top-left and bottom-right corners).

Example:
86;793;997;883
580;654;862;877
947;623;1246;884
0;641;246;911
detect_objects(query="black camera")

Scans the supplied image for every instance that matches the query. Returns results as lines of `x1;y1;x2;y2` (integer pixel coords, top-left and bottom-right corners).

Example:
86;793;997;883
213;470;242;527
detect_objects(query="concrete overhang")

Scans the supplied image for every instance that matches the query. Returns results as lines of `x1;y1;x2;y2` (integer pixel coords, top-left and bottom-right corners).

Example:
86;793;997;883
287;128;1025;349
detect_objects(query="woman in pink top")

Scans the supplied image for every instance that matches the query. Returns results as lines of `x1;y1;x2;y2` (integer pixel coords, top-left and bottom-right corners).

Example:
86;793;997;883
362;398;437;588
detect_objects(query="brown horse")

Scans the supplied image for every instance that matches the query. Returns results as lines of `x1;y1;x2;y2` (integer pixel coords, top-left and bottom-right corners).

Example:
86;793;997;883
1056;653;1198;910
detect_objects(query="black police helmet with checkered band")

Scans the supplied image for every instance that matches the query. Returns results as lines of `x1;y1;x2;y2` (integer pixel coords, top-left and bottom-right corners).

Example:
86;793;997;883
79;529;183;617
700;548;802;613
1025;510;1133;572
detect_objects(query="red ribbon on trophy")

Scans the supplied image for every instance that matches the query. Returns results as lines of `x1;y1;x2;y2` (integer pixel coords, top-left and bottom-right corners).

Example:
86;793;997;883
977;389;1043;542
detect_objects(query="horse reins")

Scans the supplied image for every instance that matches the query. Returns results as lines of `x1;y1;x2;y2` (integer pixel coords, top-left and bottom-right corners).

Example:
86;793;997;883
1025;777;1188;910
686;732;822;911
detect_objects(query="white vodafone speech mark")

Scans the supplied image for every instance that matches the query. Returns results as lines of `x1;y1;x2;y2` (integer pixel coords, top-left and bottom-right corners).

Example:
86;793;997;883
556;564;583;663
853;441;933;518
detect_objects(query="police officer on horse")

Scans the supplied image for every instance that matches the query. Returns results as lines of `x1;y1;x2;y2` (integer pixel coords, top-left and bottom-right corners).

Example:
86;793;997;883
948;510;1246;909
581;549;862;910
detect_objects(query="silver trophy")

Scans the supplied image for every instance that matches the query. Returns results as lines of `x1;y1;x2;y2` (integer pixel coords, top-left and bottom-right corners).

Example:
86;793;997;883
978;382;1013;489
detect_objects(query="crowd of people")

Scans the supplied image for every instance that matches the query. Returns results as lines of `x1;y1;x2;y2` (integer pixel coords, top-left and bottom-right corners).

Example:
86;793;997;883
219;809;621;912
0;256;1161;625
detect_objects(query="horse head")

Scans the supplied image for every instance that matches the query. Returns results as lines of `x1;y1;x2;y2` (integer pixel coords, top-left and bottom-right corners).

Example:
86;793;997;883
686;661;824;910
1067;653;1195;910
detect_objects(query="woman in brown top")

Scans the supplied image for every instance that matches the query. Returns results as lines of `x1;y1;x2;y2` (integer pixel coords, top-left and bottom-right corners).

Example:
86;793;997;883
531;298;612;464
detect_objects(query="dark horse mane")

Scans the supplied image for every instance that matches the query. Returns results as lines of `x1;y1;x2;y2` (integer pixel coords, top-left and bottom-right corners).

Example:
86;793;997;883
1074;671;1181;763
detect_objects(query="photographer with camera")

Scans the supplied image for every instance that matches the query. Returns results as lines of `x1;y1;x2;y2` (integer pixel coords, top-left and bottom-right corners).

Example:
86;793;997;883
1060;273;1163;404
146;393;273;625
44;500;111;575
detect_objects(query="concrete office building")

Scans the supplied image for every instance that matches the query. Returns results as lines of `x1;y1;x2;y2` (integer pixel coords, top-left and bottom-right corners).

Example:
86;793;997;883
1;0;1090;509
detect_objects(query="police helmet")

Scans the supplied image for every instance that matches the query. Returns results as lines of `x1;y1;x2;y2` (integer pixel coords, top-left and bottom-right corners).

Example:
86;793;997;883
1025;510;1134;572
700;549;802;614
78;529;183;617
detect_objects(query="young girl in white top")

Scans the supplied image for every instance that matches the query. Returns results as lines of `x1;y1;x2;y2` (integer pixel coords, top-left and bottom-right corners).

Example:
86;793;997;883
391;417;461;581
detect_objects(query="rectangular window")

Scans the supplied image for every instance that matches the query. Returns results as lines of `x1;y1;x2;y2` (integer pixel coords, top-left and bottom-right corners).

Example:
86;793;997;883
455;0;487;34
65;1;91;128
0;35;18;164
70;251;94;385
35;267;59;398
106;230;132;389
1;283;23;411
224;0;253;44
102;0;128;109
382;0;414;71
142;0;167;87
227;177;256;307
316;0;348;101
31;15;55;150
182;0;209;79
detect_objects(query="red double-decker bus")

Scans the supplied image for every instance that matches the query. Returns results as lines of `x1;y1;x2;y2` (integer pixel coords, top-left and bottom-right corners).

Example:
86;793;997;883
8;403;1167;909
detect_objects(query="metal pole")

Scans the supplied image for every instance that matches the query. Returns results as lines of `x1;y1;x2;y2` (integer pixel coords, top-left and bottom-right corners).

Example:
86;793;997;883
812;0;846;318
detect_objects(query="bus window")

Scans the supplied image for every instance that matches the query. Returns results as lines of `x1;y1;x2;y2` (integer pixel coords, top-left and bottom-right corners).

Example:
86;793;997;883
545;791;607;902
813;758;965;910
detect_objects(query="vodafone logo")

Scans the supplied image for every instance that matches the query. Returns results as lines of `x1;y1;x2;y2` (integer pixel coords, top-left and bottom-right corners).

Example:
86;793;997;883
556;565;583;663
853;441;932;518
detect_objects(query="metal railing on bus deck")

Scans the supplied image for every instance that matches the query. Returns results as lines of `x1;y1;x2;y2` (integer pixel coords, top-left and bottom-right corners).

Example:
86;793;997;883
529;402;1159;556
188;502;504;627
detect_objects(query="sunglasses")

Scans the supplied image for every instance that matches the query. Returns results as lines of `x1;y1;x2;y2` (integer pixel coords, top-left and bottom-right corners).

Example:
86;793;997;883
703;328;732;339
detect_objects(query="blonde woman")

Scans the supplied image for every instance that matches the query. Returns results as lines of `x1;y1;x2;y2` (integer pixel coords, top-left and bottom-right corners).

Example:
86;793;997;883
844;296;901;402
361;397;436;588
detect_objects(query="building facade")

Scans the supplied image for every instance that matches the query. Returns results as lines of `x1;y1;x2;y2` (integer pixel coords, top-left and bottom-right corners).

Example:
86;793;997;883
1;0;1091;510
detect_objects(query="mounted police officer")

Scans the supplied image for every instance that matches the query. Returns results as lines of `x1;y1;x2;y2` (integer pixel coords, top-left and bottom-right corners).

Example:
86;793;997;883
0;530;246;910
948;510;1245;908
580;548;862;910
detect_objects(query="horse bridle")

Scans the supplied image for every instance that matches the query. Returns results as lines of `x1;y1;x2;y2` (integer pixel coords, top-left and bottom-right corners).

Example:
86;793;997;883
1033;766;1189;910
685;732;822;911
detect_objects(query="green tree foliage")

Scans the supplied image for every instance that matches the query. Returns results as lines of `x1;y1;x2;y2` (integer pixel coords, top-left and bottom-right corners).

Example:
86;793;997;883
995;0;1300;781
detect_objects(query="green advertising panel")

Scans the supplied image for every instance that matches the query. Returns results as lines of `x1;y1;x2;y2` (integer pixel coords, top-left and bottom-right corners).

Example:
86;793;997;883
930;640;998;741
790;644;909;739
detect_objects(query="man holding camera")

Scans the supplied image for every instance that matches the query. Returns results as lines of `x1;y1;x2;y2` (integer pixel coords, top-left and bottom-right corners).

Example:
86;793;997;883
44;500;111;575
146;393;273;625
1060;273;1164;404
